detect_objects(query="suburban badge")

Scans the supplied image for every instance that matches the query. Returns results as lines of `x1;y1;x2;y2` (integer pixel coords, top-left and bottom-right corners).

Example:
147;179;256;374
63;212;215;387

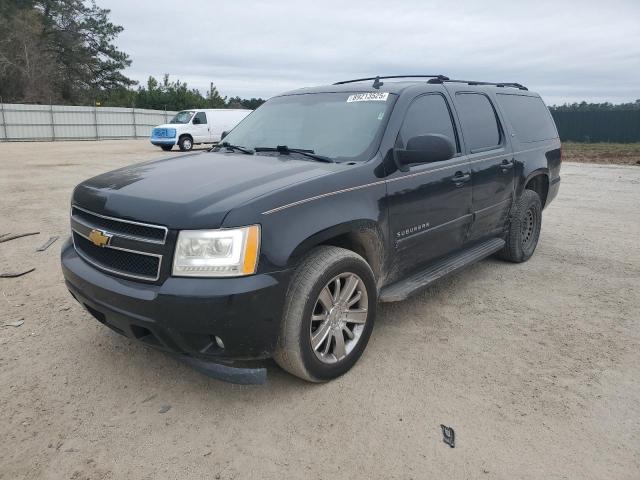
396;222;430;239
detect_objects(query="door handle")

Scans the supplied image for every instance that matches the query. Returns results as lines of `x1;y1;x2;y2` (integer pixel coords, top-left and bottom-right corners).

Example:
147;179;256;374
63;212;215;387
500;159;514;172
451;171;471;187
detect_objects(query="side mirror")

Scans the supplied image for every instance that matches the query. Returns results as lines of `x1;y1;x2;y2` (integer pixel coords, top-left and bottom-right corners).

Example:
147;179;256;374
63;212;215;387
220;131;229;140
394;134;455;171
192;117;201;125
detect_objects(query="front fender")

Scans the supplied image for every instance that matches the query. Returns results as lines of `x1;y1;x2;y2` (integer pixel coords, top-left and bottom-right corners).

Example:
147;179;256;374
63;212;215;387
223;178;388;274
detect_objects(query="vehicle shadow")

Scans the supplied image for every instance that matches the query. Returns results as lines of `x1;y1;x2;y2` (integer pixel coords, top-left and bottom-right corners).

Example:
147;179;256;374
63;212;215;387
81;256;505;401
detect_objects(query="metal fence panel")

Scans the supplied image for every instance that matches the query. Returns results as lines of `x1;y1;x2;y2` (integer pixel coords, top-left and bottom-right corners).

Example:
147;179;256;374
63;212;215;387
0;103;176;141
551;110;640;143
3;102;637;144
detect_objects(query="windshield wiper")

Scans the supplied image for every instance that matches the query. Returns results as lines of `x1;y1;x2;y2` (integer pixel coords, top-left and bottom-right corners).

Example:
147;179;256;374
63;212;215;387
216;141;254;154
254;145;334;163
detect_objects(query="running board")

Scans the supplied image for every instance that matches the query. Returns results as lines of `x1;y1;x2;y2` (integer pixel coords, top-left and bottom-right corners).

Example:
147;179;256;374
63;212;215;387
379;238;505;303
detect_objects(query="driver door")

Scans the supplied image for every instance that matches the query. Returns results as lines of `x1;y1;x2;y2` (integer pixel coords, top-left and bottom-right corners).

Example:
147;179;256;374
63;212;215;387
191;111;210;143
385;93;472;276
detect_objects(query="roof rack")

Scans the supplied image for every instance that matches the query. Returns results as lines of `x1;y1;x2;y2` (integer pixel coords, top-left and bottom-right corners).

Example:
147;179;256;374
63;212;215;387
333;75;528;91
334;75;450;89
427;77;528;90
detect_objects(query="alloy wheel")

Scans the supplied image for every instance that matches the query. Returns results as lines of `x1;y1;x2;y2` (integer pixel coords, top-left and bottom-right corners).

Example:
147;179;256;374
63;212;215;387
309;272;369;364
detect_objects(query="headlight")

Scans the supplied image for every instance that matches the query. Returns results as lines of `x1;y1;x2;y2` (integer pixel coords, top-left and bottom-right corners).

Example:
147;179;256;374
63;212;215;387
172;225;260;277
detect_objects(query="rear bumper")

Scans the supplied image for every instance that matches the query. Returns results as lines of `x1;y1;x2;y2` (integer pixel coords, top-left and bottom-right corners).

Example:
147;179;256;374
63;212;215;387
61;238;291;364
546;175;561;207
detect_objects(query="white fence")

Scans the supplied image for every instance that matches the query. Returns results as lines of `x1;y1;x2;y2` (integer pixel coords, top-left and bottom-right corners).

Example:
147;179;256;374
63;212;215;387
0;103;178;141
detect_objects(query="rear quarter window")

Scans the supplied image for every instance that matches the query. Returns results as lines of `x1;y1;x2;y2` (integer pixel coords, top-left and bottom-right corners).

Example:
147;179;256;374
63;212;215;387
496;94;558;143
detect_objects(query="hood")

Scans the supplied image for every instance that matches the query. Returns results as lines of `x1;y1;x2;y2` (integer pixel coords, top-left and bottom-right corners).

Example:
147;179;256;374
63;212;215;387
153;123;183;130
72;151;334;229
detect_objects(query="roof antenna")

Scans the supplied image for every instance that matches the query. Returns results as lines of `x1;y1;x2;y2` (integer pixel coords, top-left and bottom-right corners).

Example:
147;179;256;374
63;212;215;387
372;76;384;89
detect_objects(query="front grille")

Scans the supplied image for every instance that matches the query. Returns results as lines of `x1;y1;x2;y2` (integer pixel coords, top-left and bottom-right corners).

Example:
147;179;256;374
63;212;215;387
72;206;166;242
73;233;161;280
152;128;175;138
70;206;167;281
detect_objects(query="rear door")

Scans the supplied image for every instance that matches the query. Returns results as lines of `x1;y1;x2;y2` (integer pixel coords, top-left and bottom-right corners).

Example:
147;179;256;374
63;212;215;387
448;88;515;241
386;92;472;275
191;111;210;143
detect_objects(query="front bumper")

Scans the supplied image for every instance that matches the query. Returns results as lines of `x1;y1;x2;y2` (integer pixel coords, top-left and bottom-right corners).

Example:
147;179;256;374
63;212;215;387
61;238;291;365
150;138;176;146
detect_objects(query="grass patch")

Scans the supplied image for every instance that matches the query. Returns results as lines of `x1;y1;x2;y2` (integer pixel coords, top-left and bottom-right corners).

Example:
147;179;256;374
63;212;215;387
562;142;640;166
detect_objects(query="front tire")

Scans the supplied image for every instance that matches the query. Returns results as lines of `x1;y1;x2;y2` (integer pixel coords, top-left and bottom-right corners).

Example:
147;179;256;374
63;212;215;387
274;246;377;382
178;135;193;151
160;145;173;151
499;189;542;263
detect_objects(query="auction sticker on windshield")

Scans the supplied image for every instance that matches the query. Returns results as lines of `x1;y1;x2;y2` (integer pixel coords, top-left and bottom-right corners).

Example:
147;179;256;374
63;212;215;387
347;92;389;102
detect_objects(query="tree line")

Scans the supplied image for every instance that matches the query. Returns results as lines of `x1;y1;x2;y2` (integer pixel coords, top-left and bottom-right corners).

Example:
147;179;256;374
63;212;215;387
550;100;640;112
100;75;266;111
0;0;264;110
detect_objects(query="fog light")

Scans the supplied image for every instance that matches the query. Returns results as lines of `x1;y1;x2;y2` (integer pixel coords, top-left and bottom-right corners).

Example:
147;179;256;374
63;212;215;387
214;336;225;349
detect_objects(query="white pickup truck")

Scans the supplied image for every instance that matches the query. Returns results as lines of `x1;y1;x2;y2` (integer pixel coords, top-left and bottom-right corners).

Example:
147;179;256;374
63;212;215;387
150;109;252;151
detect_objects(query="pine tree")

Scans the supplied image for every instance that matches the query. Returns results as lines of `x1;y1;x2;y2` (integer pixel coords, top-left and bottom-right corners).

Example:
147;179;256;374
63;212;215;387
206;82;226;108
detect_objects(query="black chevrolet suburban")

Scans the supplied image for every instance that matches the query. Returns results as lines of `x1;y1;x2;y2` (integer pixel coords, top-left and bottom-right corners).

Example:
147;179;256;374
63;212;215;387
61;75;561;383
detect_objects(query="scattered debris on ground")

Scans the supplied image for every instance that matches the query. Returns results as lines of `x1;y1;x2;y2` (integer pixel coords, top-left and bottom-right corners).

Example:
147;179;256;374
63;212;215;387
1;320;24;328
441;425;455;448
0;232;39;244
36;236;59;252
0;268;35;278
2;291;22;307
141;394;157;403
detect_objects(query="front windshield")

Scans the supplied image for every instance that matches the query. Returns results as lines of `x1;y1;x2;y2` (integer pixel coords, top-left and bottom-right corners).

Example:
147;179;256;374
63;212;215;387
222;92;395;161
169;110;195;124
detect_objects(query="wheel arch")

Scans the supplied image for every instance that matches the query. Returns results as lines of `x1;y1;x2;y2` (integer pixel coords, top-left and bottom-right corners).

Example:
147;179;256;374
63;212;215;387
522;170;550;208
289;220;386;284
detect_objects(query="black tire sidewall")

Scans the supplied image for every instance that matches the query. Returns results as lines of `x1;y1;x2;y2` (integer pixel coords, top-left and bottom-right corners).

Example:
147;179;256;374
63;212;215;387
297;256;376;381
179;136;192;151
512;191;542;262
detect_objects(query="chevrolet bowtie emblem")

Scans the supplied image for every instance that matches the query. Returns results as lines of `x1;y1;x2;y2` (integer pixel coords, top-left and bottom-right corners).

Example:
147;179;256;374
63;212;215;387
88;229;112;247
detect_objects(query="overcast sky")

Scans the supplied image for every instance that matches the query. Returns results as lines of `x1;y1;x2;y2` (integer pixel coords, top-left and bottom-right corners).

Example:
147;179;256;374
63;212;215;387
106;0;640;105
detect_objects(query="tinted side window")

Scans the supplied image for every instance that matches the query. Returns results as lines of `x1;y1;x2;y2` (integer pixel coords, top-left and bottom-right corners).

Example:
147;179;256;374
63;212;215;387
496;94;558;143
193;112;207;124
399;94;458;152
455;93;501;152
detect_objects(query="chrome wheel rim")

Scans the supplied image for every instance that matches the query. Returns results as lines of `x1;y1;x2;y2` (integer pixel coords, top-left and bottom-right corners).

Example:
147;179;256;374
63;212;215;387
310;272;368;364
183;138;192;149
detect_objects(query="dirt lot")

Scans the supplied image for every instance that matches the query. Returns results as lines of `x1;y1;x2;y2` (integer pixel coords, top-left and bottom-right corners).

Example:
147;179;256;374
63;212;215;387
1;140;639;480
562;142;640;166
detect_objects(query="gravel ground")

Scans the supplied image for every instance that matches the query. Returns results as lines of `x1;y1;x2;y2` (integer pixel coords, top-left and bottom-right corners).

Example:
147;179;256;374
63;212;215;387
1;140;639;480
